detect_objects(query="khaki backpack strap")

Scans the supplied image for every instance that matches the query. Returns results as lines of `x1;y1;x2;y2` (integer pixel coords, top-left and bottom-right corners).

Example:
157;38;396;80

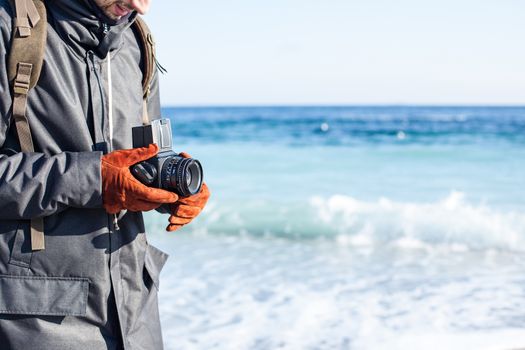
13;0;40;37
133;16;156;125
8;0;47;251
8;0;47;88
12;62;35;152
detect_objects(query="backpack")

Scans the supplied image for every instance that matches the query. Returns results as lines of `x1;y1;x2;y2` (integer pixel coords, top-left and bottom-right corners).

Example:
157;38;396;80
7;0;160;251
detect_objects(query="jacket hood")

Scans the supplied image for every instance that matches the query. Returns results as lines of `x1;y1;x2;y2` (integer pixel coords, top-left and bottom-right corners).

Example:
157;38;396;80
46;0;137;58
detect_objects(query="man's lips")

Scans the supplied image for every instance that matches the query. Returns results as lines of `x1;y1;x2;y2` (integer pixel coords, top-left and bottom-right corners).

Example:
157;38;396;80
113;3;131;17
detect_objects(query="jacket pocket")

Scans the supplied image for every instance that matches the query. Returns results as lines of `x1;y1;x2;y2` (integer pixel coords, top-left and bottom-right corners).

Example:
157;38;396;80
0;275;89;316
8;221;33;269
144;243;169;290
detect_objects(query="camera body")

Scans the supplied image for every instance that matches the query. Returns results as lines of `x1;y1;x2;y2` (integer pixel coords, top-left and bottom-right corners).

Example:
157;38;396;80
131;119;203;197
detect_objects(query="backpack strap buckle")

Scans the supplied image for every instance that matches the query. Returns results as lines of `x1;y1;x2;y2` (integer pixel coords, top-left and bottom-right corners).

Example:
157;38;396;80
13;62;32;95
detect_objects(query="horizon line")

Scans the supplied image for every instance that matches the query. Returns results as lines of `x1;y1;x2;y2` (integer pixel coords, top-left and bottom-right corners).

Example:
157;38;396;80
161;103;525;109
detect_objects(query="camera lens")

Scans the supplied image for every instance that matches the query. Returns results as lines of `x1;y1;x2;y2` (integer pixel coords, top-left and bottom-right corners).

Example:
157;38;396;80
161;155;203;197
185;170;191;187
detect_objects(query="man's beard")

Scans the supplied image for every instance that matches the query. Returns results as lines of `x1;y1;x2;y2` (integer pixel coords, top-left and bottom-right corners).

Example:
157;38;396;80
87;0;134;25
99;1;133;20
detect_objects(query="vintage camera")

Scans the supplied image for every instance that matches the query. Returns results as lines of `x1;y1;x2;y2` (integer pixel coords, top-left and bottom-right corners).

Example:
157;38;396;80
131;119;203;197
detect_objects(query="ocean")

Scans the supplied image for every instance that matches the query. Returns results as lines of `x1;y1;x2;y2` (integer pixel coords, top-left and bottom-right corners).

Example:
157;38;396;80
143;106;525;350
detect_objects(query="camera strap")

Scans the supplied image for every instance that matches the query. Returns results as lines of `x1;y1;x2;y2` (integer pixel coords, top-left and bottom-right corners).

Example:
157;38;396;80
132;16;160;126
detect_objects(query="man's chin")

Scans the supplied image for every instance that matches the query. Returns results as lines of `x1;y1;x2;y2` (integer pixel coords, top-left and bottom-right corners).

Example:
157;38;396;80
101;3;130;21
113;3;131;17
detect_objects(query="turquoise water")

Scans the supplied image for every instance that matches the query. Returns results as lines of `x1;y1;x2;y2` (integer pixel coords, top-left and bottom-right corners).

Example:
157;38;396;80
145;106;525;349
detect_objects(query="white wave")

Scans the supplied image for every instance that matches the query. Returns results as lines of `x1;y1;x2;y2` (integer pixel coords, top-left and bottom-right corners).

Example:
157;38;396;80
310;191;525;251
144;191;525;252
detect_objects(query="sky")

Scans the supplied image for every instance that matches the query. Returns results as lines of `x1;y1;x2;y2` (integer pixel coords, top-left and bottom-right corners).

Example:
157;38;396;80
145;0;525;106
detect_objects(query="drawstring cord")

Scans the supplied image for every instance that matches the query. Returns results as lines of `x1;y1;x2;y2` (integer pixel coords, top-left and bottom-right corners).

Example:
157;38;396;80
107;53;113;151
113;214;120;231
107;51;120;231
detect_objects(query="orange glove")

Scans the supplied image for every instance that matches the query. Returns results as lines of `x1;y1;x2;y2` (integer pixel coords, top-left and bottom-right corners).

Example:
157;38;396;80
166;183;210;232
166;151;210;232
102;144;179;214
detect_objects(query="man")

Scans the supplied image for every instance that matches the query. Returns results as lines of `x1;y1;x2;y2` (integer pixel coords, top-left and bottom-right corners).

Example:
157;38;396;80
0;0;209;349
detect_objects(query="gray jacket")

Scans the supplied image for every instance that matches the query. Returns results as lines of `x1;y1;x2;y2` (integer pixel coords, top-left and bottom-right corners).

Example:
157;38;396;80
0;1;168;349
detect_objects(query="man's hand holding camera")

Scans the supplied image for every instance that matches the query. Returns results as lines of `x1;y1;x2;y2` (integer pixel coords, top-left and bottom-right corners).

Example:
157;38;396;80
166;152;210;232
101;143;179;214
101;119;210;231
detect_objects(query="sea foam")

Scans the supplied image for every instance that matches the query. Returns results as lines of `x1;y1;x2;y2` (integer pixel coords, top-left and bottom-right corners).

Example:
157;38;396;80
310;191;525;251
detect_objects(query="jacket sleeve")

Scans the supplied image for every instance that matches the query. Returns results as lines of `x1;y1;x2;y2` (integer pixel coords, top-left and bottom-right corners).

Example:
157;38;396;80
0;5;103;220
